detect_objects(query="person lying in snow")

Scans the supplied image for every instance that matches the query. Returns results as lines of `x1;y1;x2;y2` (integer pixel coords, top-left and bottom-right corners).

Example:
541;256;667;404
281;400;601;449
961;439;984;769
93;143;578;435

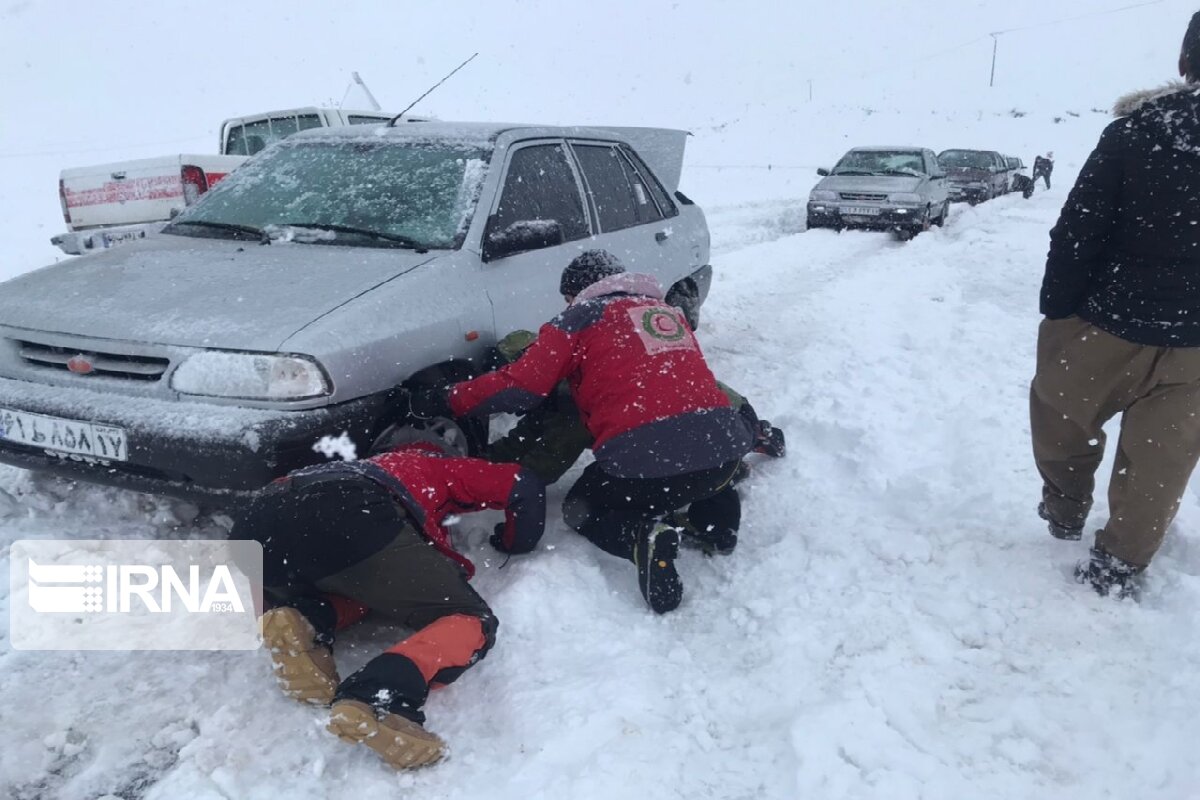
481;328;786;555
232;428;545;770
411;249;756;614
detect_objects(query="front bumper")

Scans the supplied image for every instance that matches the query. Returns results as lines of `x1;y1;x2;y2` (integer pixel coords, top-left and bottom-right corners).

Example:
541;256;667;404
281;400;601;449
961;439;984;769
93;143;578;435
0;375;388;505
947;184;989;204
807;203;927;230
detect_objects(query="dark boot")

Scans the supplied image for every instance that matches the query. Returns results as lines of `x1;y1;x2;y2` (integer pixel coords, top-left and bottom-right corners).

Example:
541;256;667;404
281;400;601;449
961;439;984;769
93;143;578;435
669;509;737;556
1074;545;1143;599
632;523;683;614
753;420;786;458
1038;502;1083;541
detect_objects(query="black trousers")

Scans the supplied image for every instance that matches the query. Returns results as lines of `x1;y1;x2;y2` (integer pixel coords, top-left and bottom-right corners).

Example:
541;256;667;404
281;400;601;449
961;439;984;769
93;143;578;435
562;460;742;560
233;476;496;721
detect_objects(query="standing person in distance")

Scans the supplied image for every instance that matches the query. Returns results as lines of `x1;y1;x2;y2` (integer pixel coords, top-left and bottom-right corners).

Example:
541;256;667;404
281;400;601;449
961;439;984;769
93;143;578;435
1032;151;1055;190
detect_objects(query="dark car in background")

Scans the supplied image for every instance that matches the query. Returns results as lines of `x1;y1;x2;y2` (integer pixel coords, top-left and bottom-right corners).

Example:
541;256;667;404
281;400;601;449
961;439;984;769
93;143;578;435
937;149;1009;205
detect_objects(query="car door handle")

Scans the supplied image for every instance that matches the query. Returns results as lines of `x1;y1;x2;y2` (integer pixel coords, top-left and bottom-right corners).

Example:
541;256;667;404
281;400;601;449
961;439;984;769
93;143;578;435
655;230;670;243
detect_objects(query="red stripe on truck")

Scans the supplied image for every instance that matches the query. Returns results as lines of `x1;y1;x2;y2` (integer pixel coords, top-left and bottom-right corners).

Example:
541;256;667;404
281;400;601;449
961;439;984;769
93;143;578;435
206;172;228;186
63;175;184;209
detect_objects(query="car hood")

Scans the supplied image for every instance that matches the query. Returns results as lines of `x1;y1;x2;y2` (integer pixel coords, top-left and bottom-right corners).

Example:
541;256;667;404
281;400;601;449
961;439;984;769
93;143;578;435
944;167;992;182
0;233;436;350
817;175;923;195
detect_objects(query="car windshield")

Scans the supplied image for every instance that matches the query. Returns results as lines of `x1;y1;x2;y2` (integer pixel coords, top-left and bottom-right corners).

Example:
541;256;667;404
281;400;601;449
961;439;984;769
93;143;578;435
833;150;925;177
166;139;492;249
938;150;994;170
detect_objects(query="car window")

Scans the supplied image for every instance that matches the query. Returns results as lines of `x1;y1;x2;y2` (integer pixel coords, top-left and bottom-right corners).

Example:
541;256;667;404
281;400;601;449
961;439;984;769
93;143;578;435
938;150;995;171
494;143;589;242
170;140;492;249
226;115;322;155
833;150;925;177
574;143;663;231
620;145;677;218
925;150;944;177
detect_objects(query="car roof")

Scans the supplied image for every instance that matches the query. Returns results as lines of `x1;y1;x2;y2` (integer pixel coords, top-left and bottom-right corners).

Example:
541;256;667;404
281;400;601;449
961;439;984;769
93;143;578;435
288;120;650;148
847;145;926;152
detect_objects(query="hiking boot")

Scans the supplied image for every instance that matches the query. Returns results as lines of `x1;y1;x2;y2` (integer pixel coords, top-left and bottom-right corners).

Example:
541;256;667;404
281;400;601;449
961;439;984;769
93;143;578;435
633;523;683;614
327;699;445;770
1074;546;1143;600
669;509;737;556
753;420;786;458
261;607;340;705
1038;502;1083;541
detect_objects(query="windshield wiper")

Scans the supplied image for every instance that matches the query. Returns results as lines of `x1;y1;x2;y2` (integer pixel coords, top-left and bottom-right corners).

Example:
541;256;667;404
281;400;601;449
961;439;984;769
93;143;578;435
272;222;430;252
833;169;875;176
165;219;267;242
879;169;921;177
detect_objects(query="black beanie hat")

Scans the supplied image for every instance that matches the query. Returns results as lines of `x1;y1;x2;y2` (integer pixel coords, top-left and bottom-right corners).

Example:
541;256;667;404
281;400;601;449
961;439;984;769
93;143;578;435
560;250;626;297
1185;11;1200;79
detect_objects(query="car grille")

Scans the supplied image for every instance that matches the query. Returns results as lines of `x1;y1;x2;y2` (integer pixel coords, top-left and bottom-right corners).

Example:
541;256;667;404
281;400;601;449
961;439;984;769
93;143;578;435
15;340;169;381
839;192;887;202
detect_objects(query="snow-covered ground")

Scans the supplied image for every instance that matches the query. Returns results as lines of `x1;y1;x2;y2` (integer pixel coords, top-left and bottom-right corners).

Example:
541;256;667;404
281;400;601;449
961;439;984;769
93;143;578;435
6;0;1200;796
5;104;1200;797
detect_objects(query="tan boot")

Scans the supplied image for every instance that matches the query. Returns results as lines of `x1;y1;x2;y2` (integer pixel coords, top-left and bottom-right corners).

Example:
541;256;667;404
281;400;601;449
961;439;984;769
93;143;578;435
327;699;445;770
260;607;340;705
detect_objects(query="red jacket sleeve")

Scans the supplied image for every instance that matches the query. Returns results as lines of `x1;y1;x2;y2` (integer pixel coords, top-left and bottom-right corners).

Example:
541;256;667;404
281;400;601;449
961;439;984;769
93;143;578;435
449;321;576;417
444;458;546;554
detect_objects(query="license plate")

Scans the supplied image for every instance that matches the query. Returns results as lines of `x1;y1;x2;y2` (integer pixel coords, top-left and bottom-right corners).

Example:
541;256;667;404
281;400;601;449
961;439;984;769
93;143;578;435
841;206;881;216
0;408;128;461
101;229;147;248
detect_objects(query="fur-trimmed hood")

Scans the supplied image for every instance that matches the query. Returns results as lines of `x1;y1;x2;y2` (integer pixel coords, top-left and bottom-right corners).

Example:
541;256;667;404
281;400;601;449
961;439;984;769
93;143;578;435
1113;81;1200;154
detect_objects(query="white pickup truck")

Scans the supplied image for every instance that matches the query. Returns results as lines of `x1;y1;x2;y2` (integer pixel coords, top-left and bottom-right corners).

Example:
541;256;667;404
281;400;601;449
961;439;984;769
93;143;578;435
52;106;400;255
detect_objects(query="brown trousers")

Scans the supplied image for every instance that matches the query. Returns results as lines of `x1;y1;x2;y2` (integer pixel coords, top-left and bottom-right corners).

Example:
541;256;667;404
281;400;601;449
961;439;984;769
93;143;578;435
1030;316;1200;566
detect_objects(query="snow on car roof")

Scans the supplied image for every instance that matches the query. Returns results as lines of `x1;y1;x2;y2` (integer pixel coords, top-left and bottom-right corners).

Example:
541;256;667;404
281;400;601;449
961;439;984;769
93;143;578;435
289;120;651;149
848;145;926;152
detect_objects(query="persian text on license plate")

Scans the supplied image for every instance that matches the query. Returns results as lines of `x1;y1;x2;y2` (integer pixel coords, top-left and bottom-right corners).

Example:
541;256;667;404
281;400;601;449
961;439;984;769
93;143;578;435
0;408;128;461
841;206;881;216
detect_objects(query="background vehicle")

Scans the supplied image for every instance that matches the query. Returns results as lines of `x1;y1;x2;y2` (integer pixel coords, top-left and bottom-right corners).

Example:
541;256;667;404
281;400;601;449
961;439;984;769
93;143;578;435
806;146;949;239
52;107;404;256
1003;155;1028;192
937;149;1009;204
0;122;710;502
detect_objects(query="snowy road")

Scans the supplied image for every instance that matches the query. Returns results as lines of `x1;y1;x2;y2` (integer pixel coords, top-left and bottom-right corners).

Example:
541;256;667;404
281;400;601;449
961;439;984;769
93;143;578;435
4;187;1200;799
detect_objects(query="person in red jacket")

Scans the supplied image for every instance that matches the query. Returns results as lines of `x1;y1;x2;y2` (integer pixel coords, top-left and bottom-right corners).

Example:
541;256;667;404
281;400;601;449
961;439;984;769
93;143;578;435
232;429;545;770
413;250;754;614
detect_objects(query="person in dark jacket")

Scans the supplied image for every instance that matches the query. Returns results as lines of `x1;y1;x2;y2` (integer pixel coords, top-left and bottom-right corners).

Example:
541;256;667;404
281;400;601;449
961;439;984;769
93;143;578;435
1032;152;1054;189
1030;12;1200;598
413;250;755;613
233;432;545;769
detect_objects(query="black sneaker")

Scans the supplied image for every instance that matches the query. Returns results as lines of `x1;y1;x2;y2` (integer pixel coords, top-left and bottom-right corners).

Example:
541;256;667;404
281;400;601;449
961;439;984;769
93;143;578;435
633;523;683;613
753;421;786;458
1038;502;1083;541
1074;546;1142;599
669;509;737;556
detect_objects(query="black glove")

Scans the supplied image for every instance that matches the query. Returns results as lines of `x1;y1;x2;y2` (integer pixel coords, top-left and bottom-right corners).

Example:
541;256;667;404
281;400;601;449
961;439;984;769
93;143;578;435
409;387;453;420
490;523;517;554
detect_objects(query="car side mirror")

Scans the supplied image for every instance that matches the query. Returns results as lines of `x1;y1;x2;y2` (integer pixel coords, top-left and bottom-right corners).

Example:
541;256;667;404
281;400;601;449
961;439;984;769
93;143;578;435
482;218;564;262
817;168;830;177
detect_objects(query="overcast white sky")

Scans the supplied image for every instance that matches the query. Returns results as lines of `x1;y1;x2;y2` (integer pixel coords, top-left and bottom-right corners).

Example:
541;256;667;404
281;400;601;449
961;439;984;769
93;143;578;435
0;0;1193;268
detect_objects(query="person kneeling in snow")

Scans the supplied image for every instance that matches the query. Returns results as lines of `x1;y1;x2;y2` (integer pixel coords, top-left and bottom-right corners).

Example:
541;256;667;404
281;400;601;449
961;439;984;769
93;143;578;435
411;250;755;614
232;429;545;769
482;329;786;555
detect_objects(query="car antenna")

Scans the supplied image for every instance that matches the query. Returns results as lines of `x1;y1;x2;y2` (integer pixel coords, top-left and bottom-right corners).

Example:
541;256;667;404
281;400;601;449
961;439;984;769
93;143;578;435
388;53;479;126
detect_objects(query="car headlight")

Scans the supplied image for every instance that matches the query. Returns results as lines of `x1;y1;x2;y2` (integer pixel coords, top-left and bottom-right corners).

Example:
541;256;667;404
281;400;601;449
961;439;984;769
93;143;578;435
809;190;838;202
171;352;330;400
890;193;923;204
